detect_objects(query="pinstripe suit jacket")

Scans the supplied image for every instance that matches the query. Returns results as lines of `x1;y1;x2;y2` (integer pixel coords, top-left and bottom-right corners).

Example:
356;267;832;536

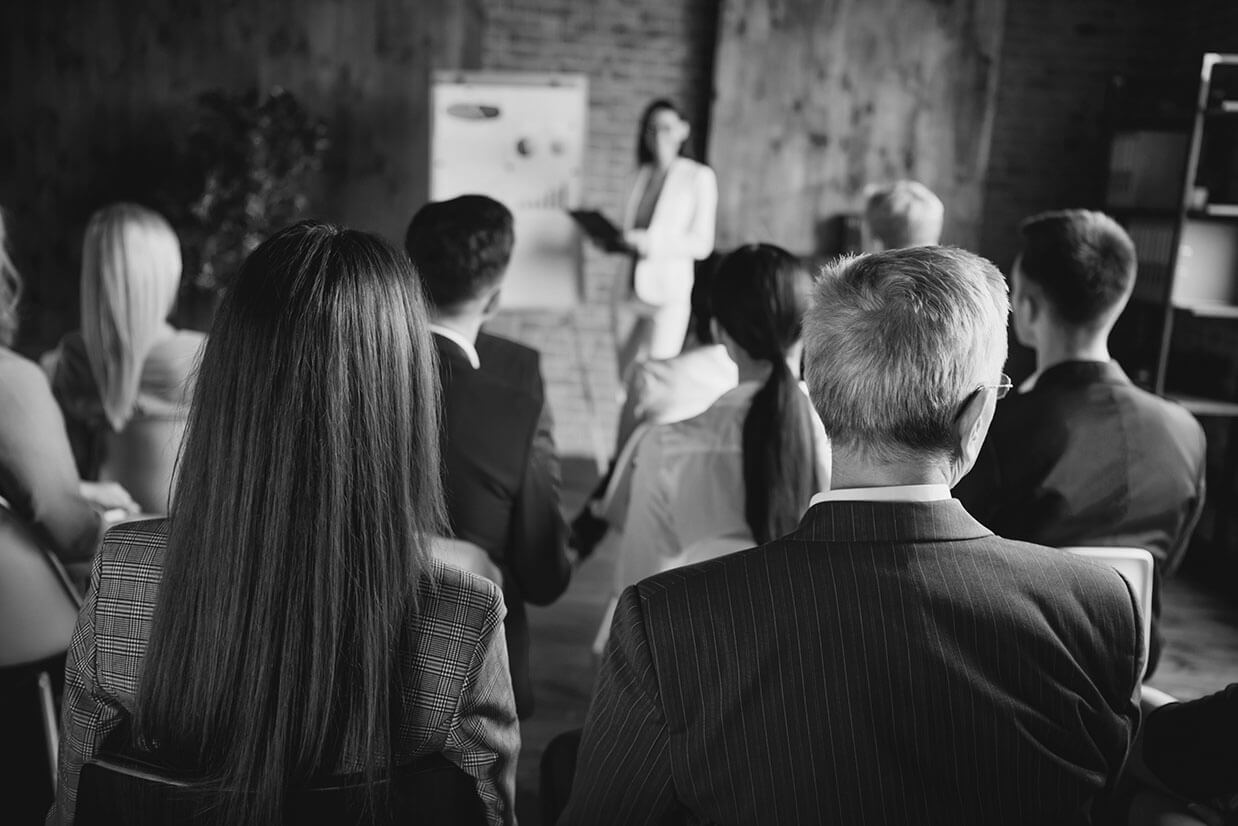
562;499;1142;825
50;519;519;826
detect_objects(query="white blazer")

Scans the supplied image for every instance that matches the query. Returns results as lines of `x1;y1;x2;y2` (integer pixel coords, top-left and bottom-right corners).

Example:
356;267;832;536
622;157;718;307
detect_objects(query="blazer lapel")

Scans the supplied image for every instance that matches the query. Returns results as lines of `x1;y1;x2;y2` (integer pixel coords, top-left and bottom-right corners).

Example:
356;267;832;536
623;165;651;231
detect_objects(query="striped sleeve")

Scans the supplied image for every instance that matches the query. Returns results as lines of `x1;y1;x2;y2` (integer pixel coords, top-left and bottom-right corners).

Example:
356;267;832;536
560;586;678;825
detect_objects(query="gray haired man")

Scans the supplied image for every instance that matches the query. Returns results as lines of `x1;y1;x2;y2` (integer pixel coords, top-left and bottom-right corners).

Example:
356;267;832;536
562;245;1140;826
863;179;945;249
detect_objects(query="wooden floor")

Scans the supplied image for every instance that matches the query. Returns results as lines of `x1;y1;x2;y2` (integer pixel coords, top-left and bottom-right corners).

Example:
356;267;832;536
515;459;1238;825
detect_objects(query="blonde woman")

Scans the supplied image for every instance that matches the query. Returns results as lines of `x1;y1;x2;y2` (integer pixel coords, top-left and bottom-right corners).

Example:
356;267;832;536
0;208;136;565
48;203;205;512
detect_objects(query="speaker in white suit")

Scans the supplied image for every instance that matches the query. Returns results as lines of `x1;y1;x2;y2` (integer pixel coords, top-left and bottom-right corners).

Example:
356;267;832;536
614;100;717;379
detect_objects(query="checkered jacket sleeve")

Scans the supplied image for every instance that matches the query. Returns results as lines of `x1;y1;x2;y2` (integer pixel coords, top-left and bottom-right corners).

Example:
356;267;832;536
48;537;140;825
437;570;520;824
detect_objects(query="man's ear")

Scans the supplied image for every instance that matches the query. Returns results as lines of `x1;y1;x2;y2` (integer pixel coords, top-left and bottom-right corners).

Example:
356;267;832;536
950;387;996;486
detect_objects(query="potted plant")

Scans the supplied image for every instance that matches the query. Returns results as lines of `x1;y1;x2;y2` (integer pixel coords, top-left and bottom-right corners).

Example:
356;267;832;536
174;86;330;330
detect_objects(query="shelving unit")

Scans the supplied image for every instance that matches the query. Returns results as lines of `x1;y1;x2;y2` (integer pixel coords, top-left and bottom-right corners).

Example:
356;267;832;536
1106;54;1238;554
1107;53;1238;406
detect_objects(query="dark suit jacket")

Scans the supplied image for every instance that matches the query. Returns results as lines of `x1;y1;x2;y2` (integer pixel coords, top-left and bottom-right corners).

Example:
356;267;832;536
954;360;1207;673
1142;683;1238;802
561;499;1142;826
436;331;571;717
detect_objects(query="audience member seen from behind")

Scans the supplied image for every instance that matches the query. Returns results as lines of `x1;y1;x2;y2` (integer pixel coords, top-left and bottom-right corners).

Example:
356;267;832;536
47;203;205;512
613;259;739;454
610;243;828;595
954;209;1206;677
863;179;944;249
568;257;739;564
0;209;136;563
51;223;519;826
614;98;718;379
1135;682;1238;816
405;194;572;720
562;246;1141;825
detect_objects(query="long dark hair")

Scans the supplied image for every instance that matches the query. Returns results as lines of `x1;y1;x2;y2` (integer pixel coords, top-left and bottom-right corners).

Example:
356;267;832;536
636;98;693;166
135;222;445;824
711;244;816;544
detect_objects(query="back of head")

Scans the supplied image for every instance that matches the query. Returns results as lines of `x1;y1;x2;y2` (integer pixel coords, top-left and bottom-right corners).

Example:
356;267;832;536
804;246;1009;463
1018;209;1136;328
80;202;183;430
0;208;21;348
711;243;816;543
864;180;945;249
137;221;444;825
404;194;514;313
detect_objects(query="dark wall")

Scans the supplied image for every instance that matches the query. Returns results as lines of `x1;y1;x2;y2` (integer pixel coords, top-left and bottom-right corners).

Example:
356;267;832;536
1;0;483;352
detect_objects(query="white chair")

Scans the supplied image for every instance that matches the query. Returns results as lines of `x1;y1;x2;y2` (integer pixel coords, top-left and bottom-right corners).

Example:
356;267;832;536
656;534;752;574
1062;546;1154;679
429;536;503;589
100;413;188;516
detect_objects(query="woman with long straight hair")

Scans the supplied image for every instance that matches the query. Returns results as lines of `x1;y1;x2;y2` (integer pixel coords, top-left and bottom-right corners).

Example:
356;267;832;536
611;243;830;593
47;203;205;511
51;222;519;825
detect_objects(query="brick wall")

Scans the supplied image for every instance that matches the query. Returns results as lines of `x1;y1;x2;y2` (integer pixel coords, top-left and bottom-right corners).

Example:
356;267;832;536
478;0;719;458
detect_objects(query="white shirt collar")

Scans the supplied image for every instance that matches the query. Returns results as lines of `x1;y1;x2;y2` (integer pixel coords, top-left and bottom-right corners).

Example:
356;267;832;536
430;325;480;370
809;484;953;507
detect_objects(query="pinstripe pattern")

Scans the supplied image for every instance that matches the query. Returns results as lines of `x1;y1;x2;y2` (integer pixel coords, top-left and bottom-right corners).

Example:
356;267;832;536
561;499;1142;826
50;519;519;826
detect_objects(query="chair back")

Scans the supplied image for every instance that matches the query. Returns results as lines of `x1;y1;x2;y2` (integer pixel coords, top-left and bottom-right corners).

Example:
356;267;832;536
429;536;503;588
1062;546;1154;677
100;414;187;515
0;505;82;668
657;534;753;574
76;750;487;826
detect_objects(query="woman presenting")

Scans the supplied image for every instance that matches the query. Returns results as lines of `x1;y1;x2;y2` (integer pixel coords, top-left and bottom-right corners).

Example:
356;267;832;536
615;99;717;380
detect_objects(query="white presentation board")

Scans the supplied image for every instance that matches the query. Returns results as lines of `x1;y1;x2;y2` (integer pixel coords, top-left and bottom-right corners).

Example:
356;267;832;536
430;71;588;309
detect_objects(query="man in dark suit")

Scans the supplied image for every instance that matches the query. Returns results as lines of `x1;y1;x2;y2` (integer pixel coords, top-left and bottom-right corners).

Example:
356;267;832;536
561;246;1142;825
405;195;573;718
954;210;1207;676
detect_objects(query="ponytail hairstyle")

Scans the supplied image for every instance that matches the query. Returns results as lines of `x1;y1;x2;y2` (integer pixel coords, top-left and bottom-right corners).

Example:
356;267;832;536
711;244;816;544
0;208;22;347
135;222;445;825
80;203;183;431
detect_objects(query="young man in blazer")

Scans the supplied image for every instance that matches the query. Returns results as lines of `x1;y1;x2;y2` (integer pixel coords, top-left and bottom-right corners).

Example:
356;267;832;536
954;210;1207;676
405;195;573;719
562;246;1141;825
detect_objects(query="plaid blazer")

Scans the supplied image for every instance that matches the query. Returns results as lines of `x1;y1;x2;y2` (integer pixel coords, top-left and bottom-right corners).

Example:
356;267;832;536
49;519;519;826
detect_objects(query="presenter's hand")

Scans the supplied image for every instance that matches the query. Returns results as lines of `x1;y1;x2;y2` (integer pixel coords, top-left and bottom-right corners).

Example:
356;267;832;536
623;229;651;258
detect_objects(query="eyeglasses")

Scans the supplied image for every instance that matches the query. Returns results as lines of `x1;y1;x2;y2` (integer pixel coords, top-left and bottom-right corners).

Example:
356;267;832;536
977;373;1013;401
955;373;1013;421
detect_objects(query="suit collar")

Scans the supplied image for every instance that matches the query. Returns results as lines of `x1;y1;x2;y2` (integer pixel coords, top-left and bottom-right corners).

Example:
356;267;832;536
431;326;480;369
792;498;993;544
1021;360;1129;394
